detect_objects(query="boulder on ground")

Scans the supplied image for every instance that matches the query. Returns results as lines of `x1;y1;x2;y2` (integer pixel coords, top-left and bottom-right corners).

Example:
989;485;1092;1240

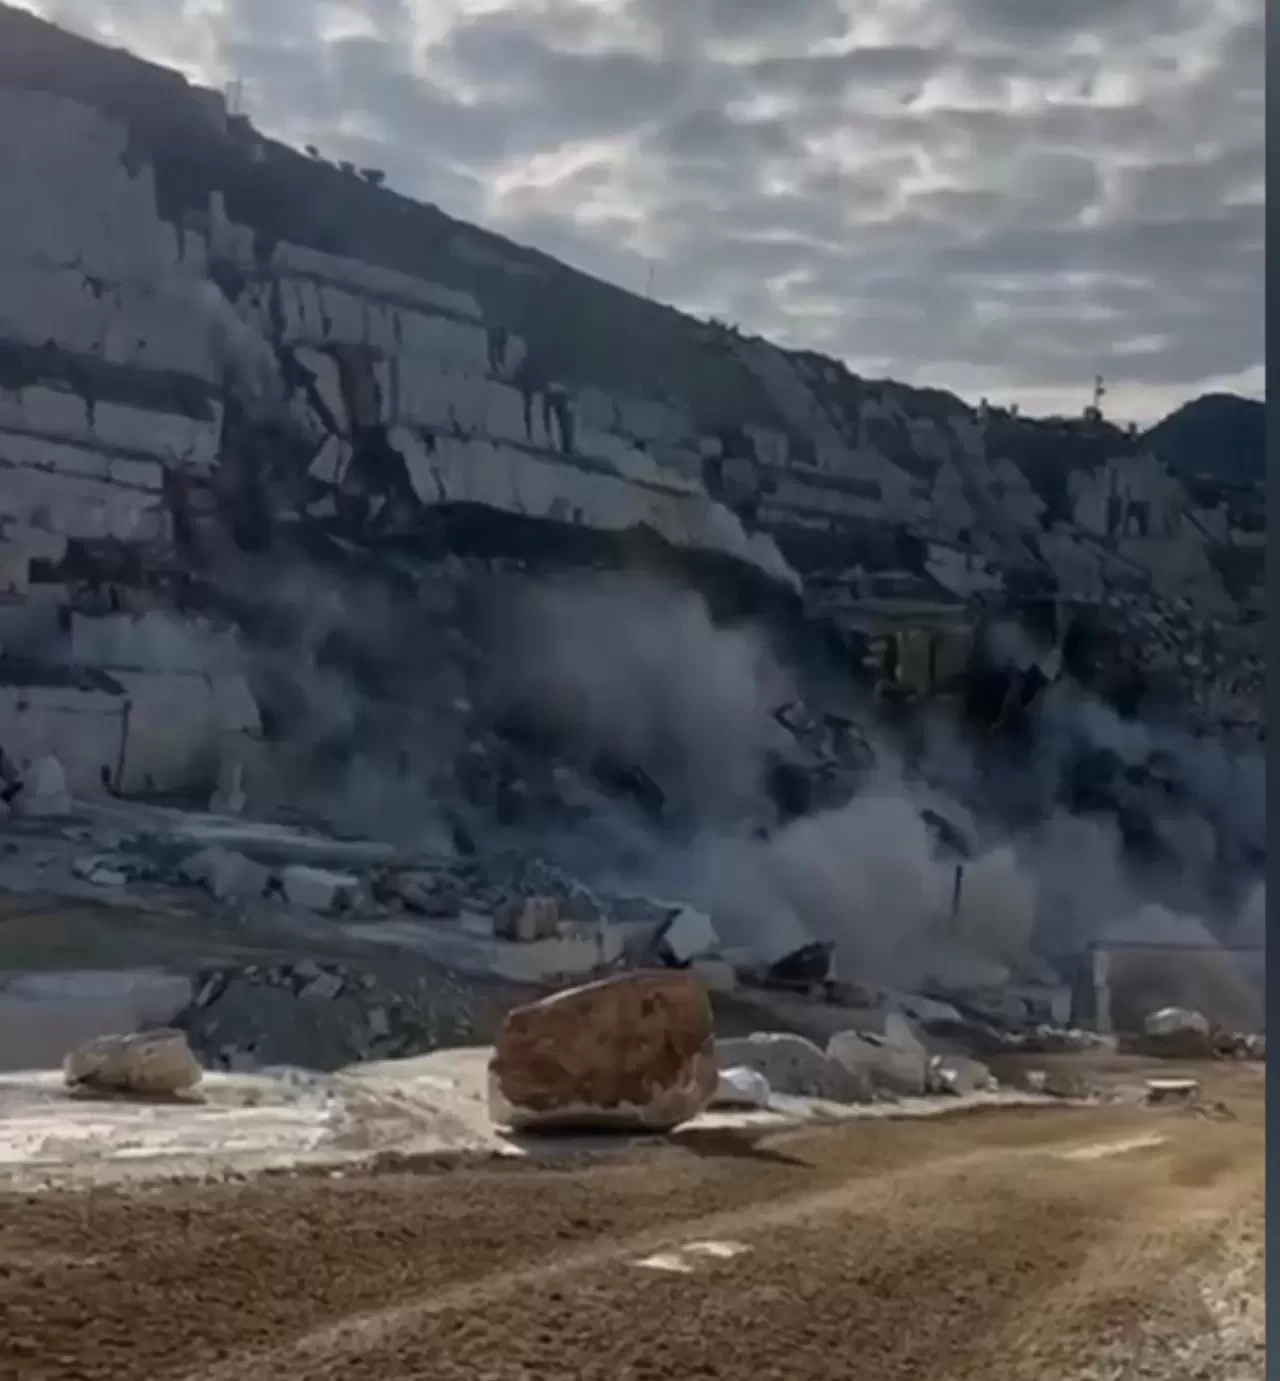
1036;1069;1096;1100
63;1028;203;1097
1139;1006;1215;1057
712;1066;772;1109
180;846;272;901
281;864;360;914
715;1032;871;1103
827;1018;930;1097
927;1054;996;1096
1145;1006;1210;1038
488;969;718;1132
1011;1026;1115;1055
658;906;719;964
1220;1031;1265;1061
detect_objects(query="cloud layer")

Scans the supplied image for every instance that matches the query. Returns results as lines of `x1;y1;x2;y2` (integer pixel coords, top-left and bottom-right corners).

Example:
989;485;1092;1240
26;0;1264;422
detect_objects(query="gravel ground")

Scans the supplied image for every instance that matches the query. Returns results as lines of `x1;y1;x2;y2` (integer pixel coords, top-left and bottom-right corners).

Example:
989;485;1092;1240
1;1061;1262;1381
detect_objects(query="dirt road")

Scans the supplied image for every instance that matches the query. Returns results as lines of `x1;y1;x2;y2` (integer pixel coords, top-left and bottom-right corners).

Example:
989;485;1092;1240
2;1062;1263;1381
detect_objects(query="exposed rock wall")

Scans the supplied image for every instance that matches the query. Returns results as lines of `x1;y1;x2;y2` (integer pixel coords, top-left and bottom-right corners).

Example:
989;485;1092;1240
0;4;1263;802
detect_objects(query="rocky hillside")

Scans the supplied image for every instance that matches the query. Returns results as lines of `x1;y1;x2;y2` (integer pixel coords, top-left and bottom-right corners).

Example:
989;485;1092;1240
0;1;1263;829
1144;393;1264;488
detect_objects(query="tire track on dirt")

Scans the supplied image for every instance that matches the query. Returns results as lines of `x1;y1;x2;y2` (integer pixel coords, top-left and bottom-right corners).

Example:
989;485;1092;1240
2;1082;1262;1381
195;1130;1204;1381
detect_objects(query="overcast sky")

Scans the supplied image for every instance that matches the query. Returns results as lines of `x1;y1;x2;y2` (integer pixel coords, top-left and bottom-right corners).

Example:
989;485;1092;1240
27;0;1265;424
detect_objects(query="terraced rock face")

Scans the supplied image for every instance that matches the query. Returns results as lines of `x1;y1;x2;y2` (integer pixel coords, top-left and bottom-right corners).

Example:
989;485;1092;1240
0;5;1260;706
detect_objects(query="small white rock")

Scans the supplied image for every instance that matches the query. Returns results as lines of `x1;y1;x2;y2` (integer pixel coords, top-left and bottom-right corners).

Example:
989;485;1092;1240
281;864;360;913
299;972;344;1001
181;846;271;901
662;906;719;964
712;1066;771;1109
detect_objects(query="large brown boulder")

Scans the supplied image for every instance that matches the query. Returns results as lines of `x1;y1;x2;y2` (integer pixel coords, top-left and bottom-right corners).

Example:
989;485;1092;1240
488;970;718;1132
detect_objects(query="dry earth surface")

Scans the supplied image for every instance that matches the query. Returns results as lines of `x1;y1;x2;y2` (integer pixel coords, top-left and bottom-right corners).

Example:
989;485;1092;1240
1;1060;1263;1381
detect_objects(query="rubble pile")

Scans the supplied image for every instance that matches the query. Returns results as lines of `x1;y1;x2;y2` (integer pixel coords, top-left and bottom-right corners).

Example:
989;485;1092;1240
167;959;480;1072
991;1027;1115;1056
714;1016;997;1106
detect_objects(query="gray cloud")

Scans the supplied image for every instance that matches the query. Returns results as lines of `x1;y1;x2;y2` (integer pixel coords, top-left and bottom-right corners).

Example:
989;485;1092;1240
28;0;1264;421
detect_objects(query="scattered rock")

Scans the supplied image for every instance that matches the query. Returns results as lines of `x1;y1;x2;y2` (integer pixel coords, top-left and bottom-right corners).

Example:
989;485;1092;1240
1007;1026;1115;1055
1214;1030;1265;1061
883;1011;927;1051
826;1016;930;1097
63;1028;202;1097
507;856;606;924
1146;1006;1210;1038
376;869;459;917
173;960;477;1070
281;864;360;914
712;1066;772;1109
716;1032;825;1095
762;941;835;989
72;855;129;887
716;1032;871;1103
885;991;966;1025
658;906;719;965
927;1054;996;1096
180;846;273;901
488;970;718;1132
1034;1069;1095;1100
298;971;344;1001
1138;1006;1215;1058
12;755;72;817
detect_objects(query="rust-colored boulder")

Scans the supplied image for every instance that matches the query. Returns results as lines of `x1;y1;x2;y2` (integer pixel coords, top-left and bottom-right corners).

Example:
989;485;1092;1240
488;970;718;1132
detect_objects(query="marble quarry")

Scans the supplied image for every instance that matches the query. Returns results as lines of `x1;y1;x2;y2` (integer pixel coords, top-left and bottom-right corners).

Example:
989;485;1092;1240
0;4;1264;805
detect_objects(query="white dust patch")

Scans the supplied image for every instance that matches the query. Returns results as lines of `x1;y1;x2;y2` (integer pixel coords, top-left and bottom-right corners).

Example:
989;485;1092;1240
634;1240;752;1273
1058;1133;1169;1162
